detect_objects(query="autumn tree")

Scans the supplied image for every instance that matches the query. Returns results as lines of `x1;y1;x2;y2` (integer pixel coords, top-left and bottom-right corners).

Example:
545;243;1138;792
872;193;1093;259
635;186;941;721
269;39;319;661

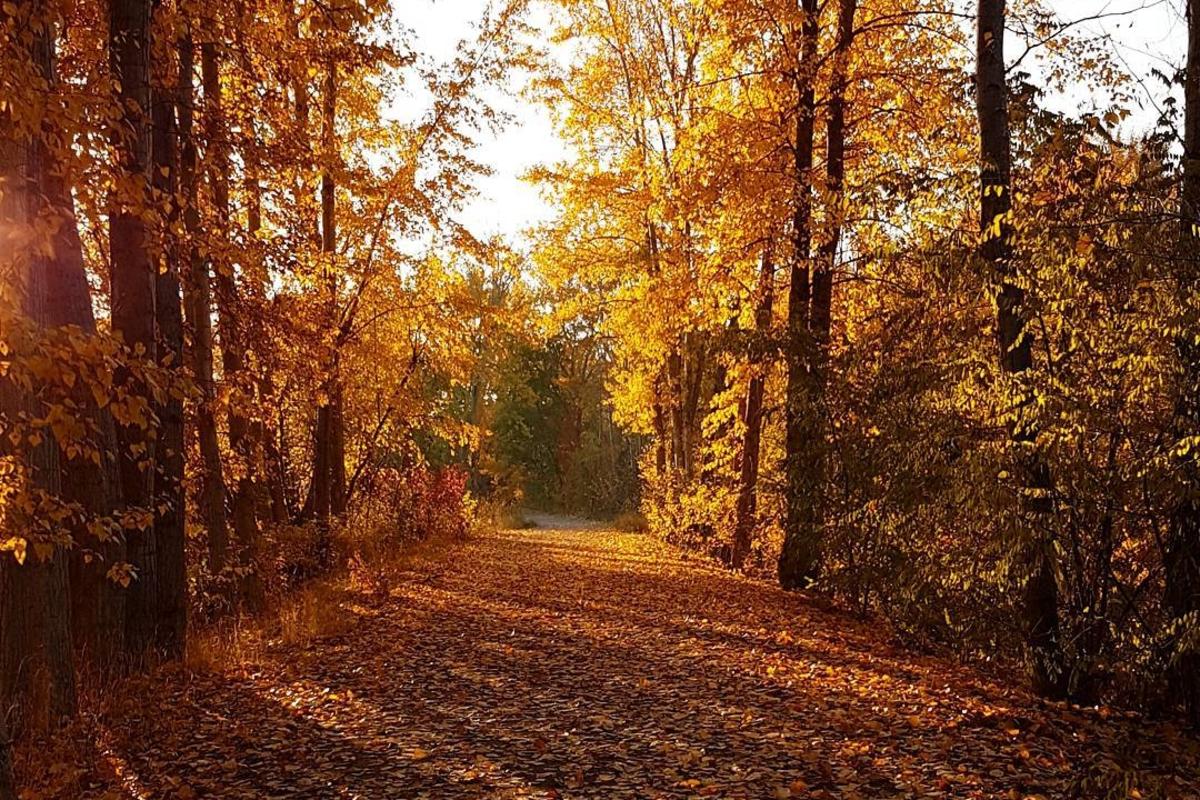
976;0;1065;700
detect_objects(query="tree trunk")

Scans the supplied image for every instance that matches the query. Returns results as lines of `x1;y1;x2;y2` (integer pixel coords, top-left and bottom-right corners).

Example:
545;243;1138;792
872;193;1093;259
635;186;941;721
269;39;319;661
108;0;160;659
1167;0;1200;725
732;249;775;570
976;0;1065;700
314;59;344;524
25;6;127;670
151;10;186;657
0;65;77;730
784;0;857;582
202;35;262;608
778;0;820;590
179;28;230;579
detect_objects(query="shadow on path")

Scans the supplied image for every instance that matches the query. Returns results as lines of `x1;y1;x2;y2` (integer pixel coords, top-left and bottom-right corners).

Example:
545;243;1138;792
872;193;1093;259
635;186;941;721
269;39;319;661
88;525;1200;799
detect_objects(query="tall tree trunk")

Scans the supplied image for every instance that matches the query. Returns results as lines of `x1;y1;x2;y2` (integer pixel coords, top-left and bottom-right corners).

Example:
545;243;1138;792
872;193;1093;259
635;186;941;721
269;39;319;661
0;46;76;729
151;8;186;657
24;4;127;670
976;0;1065;699
202;34;262;607
179;28;230;579
778;0;820;590
1167;0;1200;726
786;0;857;582
109;0;160;659
314;59;344;523
732;249;775;570
325;62;347;518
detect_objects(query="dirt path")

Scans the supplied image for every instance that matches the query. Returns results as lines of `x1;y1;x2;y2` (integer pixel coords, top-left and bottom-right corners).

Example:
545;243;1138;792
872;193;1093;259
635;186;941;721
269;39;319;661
85;524;1197;799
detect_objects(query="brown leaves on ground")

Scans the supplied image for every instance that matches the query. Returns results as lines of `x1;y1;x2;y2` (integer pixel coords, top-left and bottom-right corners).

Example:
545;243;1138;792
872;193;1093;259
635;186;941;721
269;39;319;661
26;520;1200;798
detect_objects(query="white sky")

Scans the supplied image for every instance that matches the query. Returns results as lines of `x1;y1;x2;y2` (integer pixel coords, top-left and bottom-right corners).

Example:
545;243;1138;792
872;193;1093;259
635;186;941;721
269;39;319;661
399;0;1188;245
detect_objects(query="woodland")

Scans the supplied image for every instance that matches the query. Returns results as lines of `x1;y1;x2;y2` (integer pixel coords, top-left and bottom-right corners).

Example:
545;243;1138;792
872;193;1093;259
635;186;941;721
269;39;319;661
3;0;1200;797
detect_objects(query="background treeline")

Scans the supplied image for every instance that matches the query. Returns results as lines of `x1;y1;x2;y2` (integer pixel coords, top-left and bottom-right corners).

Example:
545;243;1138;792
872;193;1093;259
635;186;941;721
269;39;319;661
535;0;1200;721
0;0;526;791
449;270;644;518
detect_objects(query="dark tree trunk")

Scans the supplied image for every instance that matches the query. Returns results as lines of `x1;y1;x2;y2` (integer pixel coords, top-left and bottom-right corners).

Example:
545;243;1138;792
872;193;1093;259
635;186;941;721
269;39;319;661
785;0;857;581
109;0;160;658
1167;0;1200;725
314;60;343;525
179;28;230;578
202;35;262;608
151;9;186;657
25;6;127;670
0;63;77;730
732;249;775;570
778;0;820;590
325;62;347;519
976;0;1065;700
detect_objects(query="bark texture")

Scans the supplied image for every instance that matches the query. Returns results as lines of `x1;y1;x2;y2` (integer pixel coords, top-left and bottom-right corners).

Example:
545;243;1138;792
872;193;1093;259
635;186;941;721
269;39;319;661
109;0;160;658
778;0;821;590
151;15;186;656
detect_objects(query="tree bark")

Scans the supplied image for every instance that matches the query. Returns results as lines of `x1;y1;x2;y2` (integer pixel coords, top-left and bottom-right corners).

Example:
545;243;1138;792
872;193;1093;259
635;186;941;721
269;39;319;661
976;0;1065;700
0;47;77;729
732;249;775;570
314;59;344;524
783;0;857;582
202;34;262;607
778;0;820;590
179;27;231;579
24;4;127;670
151;7;186;657
109;0;160;659
1167;0;1200;725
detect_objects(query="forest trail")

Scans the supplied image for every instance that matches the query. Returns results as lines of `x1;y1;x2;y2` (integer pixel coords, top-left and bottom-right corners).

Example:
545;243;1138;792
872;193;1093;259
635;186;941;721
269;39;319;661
87;524;1198;799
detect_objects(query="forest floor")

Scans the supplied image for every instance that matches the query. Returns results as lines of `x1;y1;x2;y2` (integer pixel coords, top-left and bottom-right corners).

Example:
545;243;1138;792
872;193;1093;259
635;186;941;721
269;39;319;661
33;519;1200;799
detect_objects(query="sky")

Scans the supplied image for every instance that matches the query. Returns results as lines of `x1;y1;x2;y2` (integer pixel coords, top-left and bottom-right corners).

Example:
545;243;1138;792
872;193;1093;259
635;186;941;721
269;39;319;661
399;0;1189;245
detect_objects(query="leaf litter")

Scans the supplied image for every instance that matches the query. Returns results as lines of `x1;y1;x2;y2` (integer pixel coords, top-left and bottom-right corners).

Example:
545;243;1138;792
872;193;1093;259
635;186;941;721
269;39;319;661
39;522;1200;798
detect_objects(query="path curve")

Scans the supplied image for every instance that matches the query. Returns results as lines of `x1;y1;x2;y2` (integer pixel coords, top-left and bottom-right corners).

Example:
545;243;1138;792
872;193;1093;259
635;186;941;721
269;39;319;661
94;523;1198;799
